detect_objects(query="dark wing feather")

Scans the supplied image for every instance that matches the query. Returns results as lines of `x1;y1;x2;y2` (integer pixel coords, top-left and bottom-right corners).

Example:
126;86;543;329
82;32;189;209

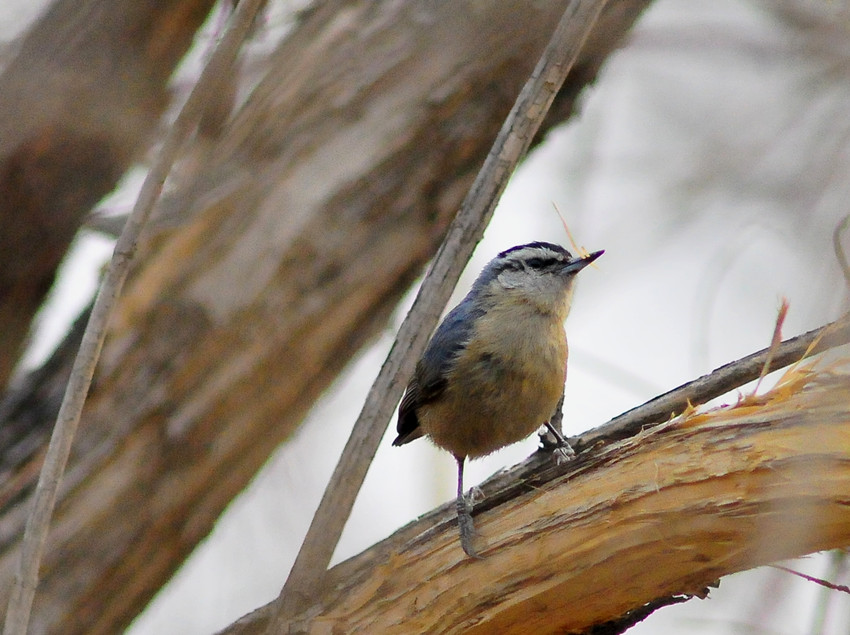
392;300;484;446
393;378;429;445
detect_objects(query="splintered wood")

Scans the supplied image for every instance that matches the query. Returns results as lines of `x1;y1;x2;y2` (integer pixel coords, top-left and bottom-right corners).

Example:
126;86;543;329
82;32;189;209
239;357;850;635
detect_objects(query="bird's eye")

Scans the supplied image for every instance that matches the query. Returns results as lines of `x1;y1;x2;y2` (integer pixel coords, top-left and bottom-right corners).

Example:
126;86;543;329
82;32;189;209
525;258;546;269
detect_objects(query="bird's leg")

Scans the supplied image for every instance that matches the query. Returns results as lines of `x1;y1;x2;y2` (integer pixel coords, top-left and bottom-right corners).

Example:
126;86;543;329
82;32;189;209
541;392;575;463
455;455;482;558
544;420;575;463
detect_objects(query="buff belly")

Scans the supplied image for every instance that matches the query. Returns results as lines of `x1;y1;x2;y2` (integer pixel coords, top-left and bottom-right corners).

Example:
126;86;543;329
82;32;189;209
418;312;568;459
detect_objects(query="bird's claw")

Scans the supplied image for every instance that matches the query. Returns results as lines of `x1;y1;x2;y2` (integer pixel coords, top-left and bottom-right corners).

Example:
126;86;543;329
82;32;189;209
457;494;484;559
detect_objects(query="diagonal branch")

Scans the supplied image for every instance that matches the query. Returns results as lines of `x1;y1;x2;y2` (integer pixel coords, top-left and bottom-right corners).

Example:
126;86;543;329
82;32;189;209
271;0;611;623
574;311;850;451
0;0;217;391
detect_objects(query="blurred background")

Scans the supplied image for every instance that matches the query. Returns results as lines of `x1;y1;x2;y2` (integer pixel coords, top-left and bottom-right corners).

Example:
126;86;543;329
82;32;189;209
3;0;850;633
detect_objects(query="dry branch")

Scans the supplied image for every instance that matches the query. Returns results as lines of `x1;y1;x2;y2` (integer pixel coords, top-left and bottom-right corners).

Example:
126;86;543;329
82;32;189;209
223;353;850;634
575;311;850;450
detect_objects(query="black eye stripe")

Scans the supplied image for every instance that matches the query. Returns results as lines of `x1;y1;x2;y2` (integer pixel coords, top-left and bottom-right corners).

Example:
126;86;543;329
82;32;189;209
496;255;564;274
525;257;563;269
491;242;572;277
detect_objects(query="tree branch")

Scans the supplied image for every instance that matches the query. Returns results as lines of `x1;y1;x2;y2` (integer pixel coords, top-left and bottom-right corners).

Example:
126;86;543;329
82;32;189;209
272;0;611;621
574;311;850;451
0;0;216;390
223;346;850;634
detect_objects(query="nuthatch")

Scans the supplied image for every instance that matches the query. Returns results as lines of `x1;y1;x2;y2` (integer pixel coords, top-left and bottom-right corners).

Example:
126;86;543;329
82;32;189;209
393;242;603;557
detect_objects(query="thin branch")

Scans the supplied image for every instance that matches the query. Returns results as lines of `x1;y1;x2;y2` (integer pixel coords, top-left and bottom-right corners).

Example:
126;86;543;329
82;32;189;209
771;564;850;595
753;297;788;394
1;2;266;633
466;313;850;521
271;0;610;623
572;311;850;451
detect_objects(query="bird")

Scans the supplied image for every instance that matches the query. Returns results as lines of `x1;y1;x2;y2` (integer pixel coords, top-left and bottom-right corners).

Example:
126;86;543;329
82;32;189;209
393;241;603;557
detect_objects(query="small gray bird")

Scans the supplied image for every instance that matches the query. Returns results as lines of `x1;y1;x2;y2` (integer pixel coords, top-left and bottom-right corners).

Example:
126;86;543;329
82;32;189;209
393;242;602;557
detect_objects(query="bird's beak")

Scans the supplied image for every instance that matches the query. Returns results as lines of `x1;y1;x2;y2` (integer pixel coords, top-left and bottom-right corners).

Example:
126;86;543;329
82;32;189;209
561;249;604;275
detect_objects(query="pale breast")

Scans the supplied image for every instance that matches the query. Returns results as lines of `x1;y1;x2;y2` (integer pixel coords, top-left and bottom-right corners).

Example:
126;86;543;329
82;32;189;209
418;304;568;458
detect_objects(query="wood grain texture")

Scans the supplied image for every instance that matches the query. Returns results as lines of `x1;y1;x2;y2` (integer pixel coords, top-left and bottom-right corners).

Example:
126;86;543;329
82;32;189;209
0;1;651;632
224;360;850;634
0;0;216;390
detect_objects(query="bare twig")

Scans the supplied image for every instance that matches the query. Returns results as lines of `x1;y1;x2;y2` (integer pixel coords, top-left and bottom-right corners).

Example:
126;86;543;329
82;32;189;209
271;0;610;624
753;298;788;394
771;564;850;595
1;2;265;633
571;312;850;452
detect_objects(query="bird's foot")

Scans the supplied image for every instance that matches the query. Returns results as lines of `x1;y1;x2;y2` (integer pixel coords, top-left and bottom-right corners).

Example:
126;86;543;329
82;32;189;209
541;420;576;464
553;443;575;464
456;494;484;559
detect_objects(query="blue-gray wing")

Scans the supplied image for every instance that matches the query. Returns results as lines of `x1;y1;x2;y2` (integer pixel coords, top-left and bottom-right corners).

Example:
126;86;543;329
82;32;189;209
393;300;484;446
